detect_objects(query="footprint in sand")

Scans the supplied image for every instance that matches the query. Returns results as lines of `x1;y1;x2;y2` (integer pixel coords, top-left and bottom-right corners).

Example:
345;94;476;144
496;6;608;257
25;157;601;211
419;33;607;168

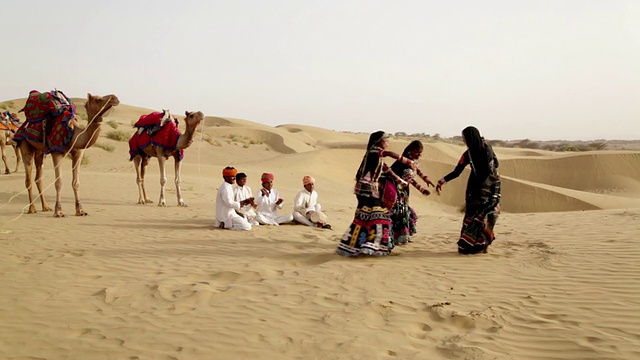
407;322;434;340
13;254;31;264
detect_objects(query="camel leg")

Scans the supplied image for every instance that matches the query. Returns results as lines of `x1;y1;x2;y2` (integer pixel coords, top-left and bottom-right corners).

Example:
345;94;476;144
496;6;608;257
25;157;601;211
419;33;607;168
19;143;37;213
33;150;51;212
174;157;186;207
1;140;9;174
157;153;167;207
51;152;65;217
70;149;87;216
12;142;21;173
135;156;153;204
134;156;145;204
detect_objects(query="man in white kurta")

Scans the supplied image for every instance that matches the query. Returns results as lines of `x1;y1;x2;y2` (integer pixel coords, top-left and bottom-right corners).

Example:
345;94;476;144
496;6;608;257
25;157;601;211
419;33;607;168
293;175;330;228
215;167;252;231
233;172;259;226
255;172;294;226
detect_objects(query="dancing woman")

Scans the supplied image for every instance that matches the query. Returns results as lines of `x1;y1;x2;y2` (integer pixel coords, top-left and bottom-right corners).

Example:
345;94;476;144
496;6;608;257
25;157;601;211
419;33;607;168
436;126;501;254
381;140;435;245
336;131;414;257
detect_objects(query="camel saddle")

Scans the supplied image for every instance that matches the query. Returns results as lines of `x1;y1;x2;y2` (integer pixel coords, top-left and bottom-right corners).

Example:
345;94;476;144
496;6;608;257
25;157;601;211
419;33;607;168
129;110;184;161
13;90;76;153
0;120;19;132
133;110;174;137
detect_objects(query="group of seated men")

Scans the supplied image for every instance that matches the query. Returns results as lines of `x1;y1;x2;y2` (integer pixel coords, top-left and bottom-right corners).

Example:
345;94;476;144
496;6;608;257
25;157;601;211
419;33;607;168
215;167;331;231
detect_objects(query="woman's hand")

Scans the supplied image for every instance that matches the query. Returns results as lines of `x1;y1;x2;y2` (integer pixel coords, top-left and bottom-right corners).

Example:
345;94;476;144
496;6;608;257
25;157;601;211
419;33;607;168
435;178;446;194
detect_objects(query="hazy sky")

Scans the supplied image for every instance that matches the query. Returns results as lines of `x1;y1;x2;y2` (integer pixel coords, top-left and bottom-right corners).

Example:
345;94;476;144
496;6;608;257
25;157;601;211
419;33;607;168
2;0;639;140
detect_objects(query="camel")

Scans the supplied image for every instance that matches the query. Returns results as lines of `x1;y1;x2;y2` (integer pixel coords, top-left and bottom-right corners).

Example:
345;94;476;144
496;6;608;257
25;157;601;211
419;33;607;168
16;93;120;217
0;112;21;174
130;111;204;207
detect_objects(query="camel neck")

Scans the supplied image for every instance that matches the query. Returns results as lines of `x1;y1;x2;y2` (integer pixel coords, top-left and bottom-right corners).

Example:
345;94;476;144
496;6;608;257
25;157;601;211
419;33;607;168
177;122;195;149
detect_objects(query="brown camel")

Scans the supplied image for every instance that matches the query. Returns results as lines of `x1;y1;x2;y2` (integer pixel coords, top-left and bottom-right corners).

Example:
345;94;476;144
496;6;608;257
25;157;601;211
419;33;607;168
0;112;21;174
17;93;120;217
131;110;204;207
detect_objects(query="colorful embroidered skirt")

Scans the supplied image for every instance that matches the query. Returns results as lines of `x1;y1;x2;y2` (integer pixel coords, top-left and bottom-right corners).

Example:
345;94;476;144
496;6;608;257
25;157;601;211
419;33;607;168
382;178;418;245
392;205;417;245
458;203;500;254
337;196;393;257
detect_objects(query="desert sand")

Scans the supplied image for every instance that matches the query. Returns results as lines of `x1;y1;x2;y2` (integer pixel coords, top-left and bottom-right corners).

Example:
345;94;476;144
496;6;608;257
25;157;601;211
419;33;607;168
1;98;639;359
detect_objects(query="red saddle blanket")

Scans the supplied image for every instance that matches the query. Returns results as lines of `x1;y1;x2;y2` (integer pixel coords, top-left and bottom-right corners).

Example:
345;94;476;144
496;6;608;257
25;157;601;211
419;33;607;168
12;90;76;153
129;111;184;160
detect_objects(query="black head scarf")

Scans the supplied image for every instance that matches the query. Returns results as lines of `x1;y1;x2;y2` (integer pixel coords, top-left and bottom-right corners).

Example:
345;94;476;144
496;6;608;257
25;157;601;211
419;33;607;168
402;140;423;158
462;126;490;176
356;131;387;180
367;131;387;150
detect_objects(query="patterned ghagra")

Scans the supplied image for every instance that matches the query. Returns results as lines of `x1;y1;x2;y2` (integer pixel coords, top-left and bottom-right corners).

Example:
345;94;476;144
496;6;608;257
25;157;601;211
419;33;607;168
336;147;394;257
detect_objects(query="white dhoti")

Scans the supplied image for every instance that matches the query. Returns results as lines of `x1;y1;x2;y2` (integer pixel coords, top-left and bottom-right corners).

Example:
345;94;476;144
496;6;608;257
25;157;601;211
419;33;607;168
293;204;329;227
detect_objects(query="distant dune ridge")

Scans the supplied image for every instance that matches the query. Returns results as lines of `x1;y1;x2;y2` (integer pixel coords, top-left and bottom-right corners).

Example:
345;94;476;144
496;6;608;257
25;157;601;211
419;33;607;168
0;96;639;359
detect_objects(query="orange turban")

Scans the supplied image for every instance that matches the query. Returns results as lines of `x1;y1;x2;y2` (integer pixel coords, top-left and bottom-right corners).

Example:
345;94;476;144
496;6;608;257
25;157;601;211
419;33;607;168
303;176;315;185
261;172;274;182
222;167;237;177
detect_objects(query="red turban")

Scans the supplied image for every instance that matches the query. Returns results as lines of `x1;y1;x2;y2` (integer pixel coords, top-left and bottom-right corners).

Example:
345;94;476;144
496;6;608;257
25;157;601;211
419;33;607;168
222;167;238;177
261;172;274;182
303;176;315;185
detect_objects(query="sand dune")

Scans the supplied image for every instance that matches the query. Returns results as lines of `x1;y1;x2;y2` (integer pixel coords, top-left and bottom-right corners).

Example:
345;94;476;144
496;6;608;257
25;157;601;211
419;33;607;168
498;152;640;194
0;97;639;359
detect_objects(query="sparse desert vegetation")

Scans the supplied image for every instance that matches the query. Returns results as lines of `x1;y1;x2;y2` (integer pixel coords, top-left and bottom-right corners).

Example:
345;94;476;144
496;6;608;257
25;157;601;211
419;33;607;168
65;153;90;166
0;101;15;110
106;120;119;129
95;142;115;152
226;134;263;146
202;134;222;146
106;130;130;142
486;138;608;152
393;132;610;152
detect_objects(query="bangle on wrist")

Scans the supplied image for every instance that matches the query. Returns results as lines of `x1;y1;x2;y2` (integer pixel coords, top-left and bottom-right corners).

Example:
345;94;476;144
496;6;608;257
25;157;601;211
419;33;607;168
399;156;413;165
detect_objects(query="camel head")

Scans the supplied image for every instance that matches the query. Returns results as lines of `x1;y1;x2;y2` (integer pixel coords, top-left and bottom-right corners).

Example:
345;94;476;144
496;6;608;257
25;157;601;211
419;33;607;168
184;111;205;130
85;93;120;122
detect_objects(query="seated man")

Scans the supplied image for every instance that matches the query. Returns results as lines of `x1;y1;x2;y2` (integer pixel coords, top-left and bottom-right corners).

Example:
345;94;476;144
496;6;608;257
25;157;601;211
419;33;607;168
233;172;259;226
215;166;253;231
255;172;294;226
293;175;331;229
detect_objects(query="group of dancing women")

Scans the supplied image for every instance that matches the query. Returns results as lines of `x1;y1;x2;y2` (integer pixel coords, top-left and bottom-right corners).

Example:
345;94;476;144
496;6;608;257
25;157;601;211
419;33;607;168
336;126;501;257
